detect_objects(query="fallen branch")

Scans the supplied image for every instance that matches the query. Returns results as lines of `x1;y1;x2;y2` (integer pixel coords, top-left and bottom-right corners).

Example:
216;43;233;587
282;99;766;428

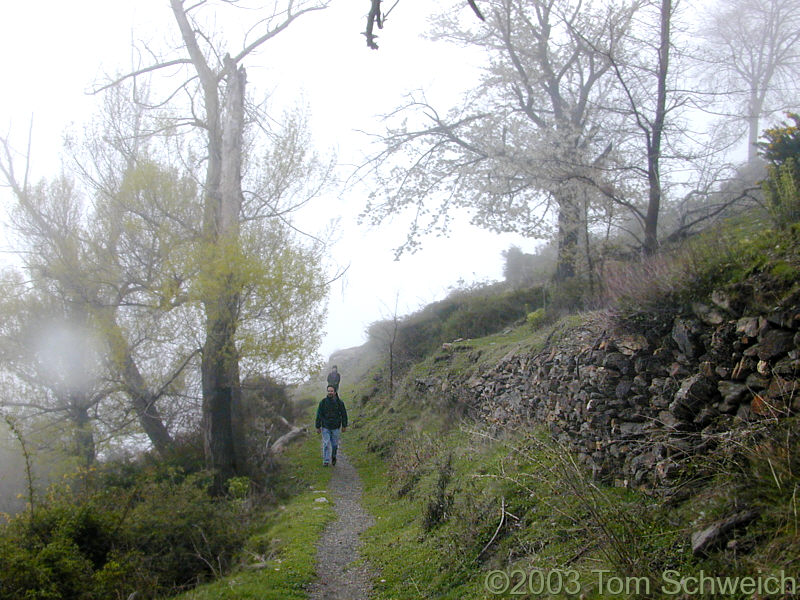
477;496;505;561
268;417;307;455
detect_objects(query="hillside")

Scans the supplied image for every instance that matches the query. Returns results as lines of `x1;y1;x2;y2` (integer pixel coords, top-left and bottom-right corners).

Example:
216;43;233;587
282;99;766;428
333;219;800;599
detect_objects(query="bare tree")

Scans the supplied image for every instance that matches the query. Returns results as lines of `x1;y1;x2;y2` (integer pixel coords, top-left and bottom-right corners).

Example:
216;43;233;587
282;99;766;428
585;0;677;256
359;0;636;280
698;0;800;162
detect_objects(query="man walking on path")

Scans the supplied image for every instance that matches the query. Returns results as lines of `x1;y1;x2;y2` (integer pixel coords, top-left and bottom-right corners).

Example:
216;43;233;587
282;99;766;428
327;365;341;392
316;385;348;466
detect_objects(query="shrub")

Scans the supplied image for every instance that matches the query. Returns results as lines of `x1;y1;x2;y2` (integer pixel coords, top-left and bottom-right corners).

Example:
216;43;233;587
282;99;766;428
0;463;250;599
758;113;800;164
526;308;546;329
422;453;455;531
762;159;800;227
759;114;800;228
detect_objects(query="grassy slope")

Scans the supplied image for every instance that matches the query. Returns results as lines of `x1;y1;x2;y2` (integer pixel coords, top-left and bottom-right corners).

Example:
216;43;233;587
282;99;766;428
343;302;800;598
344;332;692;600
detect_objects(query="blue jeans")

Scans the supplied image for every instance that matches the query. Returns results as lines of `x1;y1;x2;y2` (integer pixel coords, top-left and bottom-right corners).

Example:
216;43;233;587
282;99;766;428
321;427;341;464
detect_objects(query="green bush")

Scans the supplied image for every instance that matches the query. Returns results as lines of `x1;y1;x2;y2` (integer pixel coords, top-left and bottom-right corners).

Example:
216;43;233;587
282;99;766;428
762;159;800;227
526;308;546;329
0;460;249;599
759;114;800;228
759;113;800;164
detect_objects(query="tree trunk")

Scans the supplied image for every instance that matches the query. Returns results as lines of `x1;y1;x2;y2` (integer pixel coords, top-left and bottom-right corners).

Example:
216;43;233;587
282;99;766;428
202;287;240;488
747;91;761;163
268;417;307;455
642;0;671;257
201;56;247;492
70;397;96;467
100;309;174;454
554;190;581;281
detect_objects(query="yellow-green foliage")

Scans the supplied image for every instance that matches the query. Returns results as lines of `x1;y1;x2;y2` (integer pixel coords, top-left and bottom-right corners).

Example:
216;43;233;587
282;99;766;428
759;113;800;164
526;307;546;328
102;159;200;308
189;216;328;378
759;113;800;228
236;223;328;377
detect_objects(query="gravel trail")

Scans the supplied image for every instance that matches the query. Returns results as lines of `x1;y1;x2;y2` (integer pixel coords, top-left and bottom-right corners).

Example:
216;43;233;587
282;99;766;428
307;449;376;600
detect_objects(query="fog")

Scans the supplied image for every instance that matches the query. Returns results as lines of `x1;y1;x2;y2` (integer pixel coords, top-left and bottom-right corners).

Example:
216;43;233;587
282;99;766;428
32;319;102;396
0;0;531;361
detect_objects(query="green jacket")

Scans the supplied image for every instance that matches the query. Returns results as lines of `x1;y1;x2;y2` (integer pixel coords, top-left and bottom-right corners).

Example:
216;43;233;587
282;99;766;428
315;395;348;430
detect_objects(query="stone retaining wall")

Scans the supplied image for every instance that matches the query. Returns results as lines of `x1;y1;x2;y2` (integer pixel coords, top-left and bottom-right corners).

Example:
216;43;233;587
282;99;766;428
416;291;800;488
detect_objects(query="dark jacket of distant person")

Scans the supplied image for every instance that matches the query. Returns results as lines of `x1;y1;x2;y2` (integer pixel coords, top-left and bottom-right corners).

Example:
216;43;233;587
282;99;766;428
315;392;348;431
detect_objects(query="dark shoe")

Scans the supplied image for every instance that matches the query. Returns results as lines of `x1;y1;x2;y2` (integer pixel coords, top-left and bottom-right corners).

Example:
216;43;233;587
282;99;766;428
323;462;329;467
331;456;337;465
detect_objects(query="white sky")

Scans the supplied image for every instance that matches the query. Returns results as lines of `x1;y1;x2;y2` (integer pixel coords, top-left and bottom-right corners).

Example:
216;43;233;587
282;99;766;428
0;0;533;364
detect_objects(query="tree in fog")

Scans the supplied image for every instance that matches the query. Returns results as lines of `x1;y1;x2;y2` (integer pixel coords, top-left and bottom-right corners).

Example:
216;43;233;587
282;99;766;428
360;0;638;281
698;0;800;161
2;57;330;473
99;0;332;489
577;0;681;256
0;268;106;466
0;145;188;456
502;244;555;287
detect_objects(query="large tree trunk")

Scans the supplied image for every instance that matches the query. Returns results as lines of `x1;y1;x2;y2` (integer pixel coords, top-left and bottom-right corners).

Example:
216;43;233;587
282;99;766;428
70;397;96;467
201;283;241;487
747;90;762;163
201;56;247;492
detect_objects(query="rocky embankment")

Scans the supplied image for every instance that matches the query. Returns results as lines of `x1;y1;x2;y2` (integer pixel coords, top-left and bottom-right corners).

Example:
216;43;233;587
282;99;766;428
417;285;800;489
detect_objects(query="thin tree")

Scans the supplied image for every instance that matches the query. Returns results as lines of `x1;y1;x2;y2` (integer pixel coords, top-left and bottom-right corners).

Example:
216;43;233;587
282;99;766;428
698;0;800;162
594;0;675;256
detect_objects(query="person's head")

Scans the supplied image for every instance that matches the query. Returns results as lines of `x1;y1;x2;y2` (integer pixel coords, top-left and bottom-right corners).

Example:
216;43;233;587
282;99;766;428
330;365;338;372
327;385;336;397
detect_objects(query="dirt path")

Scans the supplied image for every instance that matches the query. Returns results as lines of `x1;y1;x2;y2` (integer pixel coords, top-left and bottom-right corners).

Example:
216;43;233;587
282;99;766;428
307;449;376;600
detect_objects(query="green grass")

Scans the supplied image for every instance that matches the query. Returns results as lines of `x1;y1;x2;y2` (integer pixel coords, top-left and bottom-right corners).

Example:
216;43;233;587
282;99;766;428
346;413;706;600
342;312;800;599
169;432;334;600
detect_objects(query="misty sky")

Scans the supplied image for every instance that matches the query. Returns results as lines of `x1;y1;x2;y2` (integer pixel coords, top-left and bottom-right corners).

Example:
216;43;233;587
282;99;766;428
0;1;532;362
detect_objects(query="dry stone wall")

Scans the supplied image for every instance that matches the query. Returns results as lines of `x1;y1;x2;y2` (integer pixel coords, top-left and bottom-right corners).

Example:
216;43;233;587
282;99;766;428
417;289;800;489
